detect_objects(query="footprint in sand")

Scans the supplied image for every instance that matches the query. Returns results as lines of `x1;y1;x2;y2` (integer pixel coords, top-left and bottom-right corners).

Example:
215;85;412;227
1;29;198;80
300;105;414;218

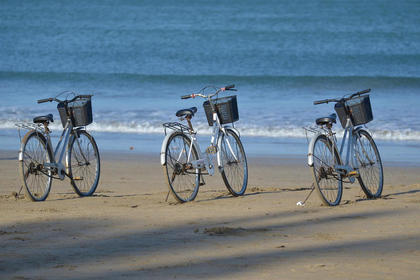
53;264;78;271
202;226;270;236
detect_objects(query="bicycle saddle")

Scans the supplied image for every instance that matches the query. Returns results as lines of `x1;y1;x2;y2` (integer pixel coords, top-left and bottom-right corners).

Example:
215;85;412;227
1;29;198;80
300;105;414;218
33;114;54;124
316;113;336;126
176;107;197;118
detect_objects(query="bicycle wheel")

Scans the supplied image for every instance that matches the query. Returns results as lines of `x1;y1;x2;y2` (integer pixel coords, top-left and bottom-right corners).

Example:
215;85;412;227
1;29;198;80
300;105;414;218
217;128;248;196
311;134;343;206
354;129;383;198
164;132;200;203
19;130;53;201
67;130;100;196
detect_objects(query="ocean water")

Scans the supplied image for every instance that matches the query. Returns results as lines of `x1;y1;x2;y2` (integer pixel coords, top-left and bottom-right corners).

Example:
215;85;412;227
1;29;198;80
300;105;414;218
1;0;420;163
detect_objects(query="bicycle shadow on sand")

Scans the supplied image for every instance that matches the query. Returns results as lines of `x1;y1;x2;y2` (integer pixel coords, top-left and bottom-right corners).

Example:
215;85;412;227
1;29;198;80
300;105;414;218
1;200;417;279
189;186;314;203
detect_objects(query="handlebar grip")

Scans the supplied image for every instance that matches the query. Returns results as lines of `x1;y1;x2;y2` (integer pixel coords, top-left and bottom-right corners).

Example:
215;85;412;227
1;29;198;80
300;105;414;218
37;98;52;104
181;94;192;99
79;94;92;98
313;99;329;105
358;88;371;95
225;84;235;90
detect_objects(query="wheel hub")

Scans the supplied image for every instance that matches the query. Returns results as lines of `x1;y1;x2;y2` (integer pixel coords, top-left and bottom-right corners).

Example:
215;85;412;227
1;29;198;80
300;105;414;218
174;162;182;175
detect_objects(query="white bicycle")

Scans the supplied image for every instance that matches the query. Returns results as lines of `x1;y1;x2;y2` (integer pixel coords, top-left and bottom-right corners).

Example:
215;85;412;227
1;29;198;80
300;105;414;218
307;89;383;206
161;85;248;203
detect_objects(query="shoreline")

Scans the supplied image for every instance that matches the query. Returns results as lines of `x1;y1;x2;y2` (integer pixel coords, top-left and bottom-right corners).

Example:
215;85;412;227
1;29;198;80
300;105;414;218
2;126;419;166
1;149;419;195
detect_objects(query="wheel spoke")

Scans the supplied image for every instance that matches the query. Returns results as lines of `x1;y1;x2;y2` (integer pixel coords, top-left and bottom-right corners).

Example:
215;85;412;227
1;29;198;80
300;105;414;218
165;133;200;203
312;135;342;206
21;132;52;201
219;130;247;196
355;130;383;198
69;132;100;196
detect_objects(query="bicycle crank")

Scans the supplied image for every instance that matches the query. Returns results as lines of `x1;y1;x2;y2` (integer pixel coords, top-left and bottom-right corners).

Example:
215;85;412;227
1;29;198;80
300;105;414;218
205;145;217;154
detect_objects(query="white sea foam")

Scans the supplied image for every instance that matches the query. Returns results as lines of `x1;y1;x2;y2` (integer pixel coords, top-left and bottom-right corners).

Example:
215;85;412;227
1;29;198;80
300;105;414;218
2;119;420;142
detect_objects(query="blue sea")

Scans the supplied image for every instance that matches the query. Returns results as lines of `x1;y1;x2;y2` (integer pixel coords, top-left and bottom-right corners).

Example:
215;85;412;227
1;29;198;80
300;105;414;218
1;0;420;164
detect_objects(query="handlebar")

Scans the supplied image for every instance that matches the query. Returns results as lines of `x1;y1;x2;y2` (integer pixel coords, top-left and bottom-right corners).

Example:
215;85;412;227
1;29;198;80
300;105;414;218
349;88;370;99
181;94;192;99
37;98;54;104
180;85;237;100
313;89;371;105
37;94;92;104
313;99;330;105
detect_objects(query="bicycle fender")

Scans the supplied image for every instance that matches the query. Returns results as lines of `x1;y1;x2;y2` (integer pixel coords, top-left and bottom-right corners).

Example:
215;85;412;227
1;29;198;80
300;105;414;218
307;131;323;167
353;126;367;135
18;129;42;161
223;126;241;139
18;139;25;161
160;131;199;166
160;131;175;165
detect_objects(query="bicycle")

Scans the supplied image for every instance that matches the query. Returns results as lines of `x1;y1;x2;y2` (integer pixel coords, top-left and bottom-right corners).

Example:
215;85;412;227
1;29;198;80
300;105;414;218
160;85;248;203
307;89;384;206
17;92;100;201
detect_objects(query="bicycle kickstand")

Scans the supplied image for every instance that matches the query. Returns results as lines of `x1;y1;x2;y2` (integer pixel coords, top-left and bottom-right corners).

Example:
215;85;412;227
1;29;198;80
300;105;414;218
296;183;315;207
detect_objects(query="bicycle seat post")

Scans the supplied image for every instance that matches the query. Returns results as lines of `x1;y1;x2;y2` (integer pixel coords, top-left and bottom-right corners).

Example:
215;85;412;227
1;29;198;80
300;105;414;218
43;122;50;134
185;116;194;132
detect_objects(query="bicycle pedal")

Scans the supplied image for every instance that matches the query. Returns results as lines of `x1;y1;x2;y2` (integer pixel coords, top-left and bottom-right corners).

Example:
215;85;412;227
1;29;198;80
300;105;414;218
73;176;84;181
205;145;217;154
348;171;358;177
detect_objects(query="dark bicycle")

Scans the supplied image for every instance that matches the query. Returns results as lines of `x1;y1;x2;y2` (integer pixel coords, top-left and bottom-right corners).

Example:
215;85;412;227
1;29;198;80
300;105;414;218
17;92;100;201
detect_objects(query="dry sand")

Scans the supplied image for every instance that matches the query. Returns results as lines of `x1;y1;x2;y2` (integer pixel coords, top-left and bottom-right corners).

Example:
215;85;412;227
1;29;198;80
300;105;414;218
0;150;419;279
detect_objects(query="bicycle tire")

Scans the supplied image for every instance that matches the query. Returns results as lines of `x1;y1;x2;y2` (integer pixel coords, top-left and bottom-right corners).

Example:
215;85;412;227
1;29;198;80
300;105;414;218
311;134;343;206
164;132;200;203
19;130;53;201
217;128;248;196
354;129;383;198
67;130;100;196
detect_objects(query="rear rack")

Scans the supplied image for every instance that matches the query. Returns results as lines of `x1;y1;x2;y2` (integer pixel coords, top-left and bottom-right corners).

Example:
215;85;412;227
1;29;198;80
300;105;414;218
303;125;335;144
163;122;193;135
15;122;45;142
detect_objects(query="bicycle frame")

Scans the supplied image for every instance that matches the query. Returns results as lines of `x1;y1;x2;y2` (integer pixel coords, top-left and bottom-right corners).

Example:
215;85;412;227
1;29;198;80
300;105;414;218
18;118;78;181
308;116;362;182
45;119;76;180
160;107;240;177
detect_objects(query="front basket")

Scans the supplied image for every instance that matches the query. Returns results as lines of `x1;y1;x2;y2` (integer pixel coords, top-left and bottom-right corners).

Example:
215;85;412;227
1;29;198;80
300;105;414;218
57;97;93;128
203;95;239;126
335;95;373;128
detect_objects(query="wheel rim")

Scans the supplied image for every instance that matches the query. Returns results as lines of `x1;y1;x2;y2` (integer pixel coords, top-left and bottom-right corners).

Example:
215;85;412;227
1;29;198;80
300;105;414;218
165;134;199;202
355;131;383;197
69;132;99;195
313;136;341;205
219;131;247;195
22;134;51;200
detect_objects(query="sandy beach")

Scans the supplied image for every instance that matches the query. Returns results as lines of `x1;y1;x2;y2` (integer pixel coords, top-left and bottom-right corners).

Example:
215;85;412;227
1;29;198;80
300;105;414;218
0;149;419;279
